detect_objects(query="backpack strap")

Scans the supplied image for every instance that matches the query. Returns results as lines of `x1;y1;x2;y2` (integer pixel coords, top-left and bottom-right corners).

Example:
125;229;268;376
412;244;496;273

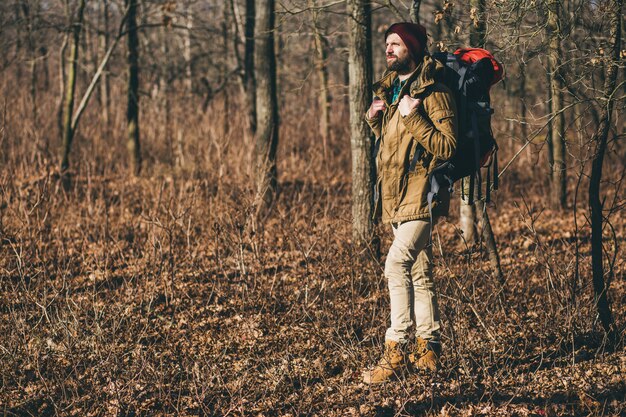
493;146;499;190
468;171;475;204
471;111;482;201
408;144;424;173
486;164;491;203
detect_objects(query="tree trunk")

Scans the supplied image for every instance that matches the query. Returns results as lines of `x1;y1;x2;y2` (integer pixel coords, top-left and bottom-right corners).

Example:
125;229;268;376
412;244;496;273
59;0;86;174
223;3;230;136
347;0;377;252
309;0;331;157
244;0;257;142
57;34;68;140
126;0;141;176
459;201;477;246
161;24;173;166
99;0;110;127
184;4;193;93
14;1;23;82
589;0;621;346
546;0;566;209
22;0;38;128
254;0;279;215
519;60;528;142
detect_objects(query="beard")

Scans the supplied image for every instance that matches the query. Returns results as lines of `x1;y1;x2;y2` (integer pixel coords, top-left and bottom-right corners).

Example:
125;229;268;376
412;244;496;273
386;54;414;74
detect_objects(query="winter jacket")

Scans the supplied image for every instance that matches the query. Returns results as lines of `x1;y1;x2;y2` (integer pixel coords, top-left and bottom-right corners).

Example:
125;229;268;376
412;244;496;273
366;54;458;224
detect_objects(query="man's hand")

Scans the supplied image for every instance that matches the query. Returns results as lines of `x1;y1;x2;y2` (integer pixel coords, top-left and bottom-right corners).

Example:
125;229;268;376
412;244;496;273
368;99;386;119
399;95;421;117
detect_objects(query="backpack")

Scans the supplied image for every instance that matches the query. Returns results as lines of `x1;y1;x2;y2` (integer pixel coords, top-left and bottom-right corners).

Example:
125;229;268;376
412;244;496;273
427;48;504;207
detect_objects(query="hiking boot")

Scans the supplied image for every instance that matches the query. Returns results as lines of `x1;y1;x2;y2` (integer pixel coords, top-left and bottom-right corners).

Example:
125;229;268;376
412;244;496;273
408;337;441;372
362;340;406;384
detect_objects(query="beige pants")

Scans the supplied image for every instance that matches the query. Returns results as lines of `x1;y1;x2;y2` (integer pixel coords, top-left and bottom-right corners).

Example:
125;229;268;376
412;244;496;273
384;219;441;343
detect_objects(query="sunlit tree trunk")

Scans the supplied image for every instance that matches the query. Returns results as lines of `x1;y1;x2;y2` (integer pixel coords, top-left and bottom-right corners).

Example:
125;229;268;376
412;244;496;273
546;0;566;209
14;1;23;82
184;4;193;93
254;0;279;215
59;0;86;174
125;0;141;175
348;0;377;251
589;0;622;346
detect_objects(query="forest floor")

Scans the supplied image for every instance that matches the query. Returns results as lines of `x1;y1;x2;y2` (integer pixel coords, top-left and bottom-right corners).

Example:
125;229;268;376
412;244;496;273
1;171;624;416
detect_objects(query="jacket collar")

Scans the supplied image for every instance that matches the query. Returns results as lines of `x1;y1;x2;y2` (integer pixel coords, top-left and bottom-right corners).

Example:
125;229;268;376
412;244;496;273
372;54;441;104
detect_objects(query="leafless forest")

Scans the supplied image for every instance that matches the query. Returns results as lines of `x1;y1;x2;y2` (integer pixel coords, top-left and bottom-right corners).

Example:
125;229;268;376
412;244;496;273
1;0;625;415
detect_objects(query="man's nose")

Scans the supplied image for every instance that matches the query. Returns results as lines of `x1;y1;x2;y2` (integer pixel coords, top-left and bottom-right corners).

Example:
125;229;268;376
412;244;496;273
385;45;393;54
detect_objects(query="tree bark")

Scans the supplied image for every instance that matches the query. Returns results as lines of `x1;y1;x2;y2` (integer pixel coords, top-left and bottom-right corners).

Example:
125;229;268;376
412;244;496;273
59;0;86;174
459;202;477;246
244;0;257;141
546;0;567;209
99;0;110;127
254;0;279;215
589;0;622;345
126;0;141;176
223;2;230;136
309;0;331;157
184;4;193;93
22;0;38;128
161;24;173;166
348;0;377;251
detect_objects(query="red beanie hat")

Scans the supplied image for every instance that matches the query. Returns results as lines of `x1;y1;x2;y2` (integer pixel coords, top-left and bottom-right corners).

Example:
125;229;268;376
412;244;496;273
385;22;428;61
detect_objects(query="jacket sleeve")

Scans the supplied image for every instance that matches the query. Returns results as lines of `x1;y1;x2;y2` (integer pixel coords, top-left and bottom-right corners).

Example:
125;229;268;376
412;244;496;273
365;111;383;139
399;89;457;161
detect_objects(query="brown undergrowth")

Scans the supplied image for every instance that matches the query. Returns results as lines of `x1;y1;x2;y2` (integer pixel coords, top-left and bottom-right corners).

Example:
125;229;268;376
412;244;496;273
1;88;625;416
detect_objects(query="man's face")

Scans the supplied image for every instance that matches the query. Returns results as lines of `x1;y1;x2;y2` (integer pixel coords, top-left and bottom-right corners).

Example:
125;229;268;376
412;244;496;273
385;33;414;74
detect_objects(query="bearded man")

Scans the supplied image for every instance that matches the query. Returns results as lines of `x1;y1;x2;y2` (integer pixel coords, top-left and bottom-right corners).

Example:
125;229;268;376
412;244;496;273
363;22;458;384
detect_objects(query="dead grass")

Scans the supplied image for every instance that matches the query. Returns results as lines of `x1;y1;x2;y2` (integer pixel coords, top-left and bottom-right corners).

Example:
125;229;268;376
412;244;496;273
0;80;624;416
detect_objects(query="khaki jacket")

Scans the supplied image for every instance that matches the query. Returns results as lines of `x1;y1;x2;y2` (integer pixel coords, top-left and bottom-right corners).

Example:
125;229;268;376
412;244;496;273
366;55;458;224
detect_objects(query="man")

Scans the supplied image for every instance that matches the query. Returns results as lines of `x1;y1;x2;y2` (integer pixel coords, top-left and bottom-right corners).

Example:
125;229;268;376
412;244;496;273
363;22;458;384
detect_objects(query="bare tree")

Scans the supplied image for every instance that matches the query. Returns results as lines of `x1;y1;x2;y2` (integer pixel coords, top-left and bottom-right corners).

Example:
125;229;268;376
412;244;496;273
99;0;110;127
546;0;566;209
59;0;86;175
244;0;257;141
184;2;193;93
348;0;377;251
126;0;141;175
589;0;622;346
20;0;39;127
309;0;331;156
254;0;279;215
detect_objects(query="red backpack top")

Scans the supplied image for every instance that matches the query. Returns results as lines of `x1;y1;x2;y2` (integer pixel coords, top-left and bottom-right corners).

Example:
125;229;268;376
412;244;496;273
454;48;504;86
